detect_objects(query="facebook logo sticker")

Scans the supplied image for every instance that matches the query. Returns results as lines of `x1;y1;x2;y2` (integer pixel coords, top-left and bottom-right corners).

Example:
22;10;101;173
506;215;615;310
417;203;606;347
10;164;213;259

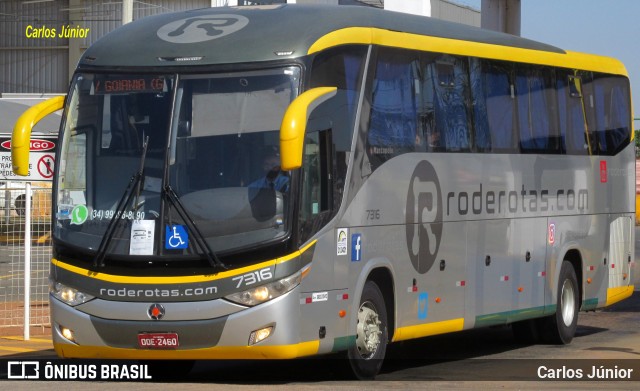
351;234;362;262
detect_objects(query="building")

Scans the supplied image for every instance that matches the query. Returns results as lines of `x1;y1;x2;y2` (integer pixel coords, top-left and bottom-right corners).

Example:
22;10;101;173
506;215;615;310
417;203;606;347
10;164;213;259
0;0;480;95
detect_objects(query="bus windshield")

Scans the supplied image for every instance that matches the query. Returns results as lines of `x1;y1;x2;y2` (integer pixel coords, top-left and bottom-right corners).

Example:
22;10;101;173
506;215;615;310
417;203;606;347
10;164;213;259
55;67;300;260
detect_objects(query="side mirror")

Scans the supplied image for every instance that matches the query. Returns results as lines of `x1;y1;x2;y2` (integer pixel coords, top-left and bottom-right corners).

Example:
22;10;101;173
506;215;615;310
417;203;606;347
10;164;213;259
279;87;337;170
12;96;65;176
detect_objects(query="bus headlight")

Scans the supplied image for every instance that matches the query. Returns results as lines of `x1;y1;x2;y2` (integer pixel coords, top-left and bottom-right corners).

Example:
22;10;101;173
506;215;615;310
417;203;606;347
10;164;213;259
224;271;301;307
50;281;94;306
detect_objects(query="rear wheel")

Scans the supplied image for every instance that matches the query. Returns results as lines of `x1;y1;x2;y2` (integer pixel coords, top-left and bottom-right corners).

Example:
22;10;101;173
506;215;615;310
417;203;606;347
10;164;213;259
347;280;388;380
540;261;579;344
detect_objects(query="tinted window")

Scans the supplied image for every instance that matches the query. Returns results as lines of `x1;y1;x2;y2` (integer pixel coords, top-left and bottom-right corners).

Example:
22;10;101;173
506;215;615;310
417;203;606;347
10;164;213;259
310;45;367;212
367;49;421;165
515;66;558;153
470;60;516;152
426;55;472;152
591;74;631;155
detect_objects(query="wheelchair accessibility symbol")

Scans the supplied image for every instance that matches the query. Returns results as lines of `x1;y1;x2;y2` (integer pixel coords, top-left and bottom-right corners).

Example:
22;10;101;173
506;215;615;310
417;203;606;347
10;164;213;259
165;225;188;250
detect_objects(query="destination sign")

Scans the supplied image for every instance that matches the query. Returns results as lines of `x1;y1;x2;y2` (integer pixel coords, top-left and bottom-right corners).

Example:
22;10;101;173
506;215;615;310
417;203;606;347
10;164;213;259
92;76;166;95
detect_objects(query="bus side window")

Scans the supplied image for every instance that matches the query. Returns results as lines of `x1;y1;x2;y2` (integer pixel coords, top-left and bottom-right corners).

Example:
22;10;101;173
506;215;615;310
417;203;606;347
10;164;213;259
298;129;333;244
591;74;631;156
367;48;420;167
578;71;598;155
426;55;471;152
515;66;558;153
309;45;366;211
469;58;491;152
557;73;589;155
468;59;516;153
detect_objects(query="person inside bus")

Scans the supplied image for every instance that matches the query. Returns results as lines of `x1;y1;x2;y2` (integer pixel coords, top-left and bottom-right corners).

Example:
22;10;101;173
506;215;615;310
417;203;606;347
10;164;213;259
427;129;442;150
248;149;289;192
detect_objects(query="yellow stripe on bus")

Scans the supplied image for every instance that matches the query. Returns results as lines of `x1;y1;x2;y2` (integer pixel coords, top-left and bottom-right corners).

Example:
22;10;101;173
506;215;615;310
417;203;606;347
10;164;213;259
392;318;464;342
51;240;316;285
54;340;320;360
308;27;628;76
606;285;634;307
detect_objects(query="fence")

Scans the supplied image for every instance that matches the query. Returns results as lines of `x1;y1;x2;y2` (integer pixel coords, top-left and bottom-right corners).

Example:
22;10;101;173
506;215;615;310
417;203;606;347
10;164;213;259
0;182;52;338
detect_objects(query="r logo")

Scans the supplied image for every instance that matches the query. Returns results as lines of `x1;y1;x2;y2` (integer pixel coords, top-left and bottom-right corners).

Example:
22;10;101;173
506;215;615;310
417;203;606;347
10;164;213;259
157;14;249;43
406;160;442;274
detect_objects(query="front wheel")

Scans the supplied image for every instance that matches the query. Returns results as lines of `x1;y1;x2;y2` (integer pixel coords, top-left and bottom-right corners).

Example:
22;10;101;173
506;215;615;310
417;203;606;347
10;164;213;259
347;280;388;380
541;261;579;344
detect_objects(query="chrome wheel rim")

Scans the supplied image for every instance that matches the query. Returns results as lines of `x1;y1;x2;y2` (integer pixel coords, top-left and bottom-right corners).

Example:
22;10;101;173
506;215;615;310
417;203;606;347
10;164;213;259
560;279;576;327
355;301;382;359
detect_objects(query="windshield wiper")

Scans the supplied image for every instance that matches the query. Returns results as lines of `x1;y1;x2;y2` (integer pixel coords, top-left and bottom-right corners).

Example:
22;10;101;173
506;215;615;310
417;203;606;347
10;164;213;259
162;184;227;270
93;136;149;267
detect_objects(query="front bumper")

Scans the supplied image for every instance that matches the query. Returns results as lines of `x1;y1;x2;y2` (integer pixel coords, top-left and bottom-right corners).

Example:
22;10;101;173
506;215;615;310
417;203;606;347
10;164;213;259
51;285;319;359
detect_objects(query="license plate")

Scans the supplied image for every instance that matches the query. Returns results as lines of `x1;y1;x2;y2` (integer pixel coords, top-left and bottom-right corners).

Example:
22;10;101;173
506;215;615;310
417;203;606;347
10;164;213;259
137;333;179;349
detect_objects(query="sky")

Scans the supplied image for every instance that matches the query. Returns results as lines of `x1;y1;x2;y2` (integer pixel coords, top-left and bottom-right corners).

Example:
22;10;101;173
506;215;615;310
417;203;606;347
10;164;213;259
455;0;640;124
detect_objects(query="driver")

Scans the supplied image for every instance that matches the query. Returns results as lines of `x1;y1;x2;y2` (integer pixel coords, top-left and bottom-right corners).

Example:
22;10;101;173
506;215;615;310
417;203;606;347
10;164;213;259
248;150;289;192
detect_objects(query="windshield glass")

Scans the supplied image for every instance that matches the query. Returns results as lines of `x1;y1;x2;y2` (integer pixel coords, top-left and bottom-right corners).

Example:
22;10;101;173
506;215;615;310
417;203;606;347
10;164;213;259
55;67;300;259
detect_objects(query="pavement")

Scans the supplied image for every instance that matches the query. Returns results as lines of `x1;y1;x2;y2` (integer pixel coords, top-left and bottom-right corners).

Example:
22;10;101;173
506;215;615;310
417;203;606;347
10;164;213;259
0;334;54;358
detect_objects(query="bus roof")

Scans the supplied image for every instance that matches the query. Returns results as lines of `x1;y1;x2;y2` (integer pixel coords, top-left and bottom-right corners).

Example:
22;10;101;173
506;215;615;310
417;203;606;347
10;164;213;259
79;4;627;76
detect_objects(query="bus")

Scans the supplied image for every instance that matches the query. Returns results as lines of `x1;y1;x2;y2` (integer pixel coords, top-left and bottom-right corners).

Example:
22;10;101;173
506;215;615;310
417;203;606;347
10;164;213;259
12;4;635;379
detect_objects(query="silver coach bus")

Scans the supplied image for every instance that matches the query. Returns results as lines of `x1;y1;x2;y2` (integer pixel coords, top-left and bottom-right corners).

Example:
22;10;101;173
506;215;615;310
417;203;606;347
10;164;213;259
12;4;634;379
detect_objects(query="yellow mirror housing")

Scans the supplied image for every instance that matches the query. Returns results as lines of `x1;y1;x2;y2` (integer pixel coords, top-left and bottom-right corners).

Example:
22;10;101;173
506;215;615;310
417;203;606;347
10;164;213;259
279;87;337;170
12;96;64;176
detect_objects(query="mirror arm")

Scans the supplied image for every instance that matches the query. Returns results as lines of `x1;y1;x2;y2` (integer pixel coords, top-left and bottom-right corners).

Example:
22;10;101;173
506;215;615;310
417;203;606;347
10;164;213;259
12;96;65;176
279;87;337;170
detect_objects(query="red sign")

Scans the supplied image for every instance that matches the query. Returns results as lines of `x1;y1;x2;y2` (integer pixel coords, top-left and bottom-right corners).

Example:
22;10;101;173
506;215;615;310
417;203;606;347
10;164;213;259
600;160;607;183
37;154;55;179
0;138;56;151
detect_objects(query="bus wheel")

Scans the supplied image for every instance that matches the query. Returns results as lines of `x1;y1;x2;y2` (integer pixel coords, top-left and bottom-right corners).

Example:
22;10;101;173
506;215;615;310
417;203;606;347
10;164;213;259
347;280;388;380
541;261;579;344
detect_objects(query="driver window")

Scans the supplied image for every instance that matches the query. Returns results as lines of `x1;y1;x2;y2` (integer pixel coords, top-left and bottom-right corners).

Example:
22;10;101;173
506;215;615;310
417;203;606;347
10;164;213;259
298;129;332;244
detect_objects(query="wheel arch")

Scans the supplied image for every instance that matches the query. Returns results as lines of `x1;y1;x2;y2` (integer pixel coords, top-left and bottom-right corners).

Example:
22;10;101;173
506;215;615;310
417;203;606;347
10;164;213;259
367;267;396;343
351;259;396;343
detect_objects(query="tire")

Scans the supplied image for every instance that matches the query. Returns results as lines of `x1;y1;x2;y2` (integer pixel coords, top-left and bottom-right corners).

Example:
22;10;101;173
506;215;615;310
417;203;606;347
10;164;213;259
540;261;579;344
347;280;388;380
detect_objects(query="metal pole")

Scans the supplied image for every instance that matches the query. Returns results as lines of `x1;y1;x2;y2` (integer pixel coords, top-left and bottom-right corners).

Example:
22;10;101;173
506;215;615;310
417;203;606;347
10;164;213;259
123;0;133;24
23;182;31;341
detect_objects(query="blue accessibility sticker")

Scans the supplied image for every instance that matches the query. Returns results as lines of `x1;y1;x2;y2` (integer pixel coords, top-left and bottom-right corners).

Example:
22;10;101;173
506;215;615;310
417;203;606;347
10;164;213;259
165;225;188;250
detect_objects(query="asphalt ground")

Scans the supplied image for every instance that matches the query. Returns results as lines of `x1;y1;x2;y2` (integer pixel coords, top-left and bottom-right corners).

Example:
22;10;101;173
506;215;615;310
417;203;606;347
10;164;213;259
0;334;52;357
